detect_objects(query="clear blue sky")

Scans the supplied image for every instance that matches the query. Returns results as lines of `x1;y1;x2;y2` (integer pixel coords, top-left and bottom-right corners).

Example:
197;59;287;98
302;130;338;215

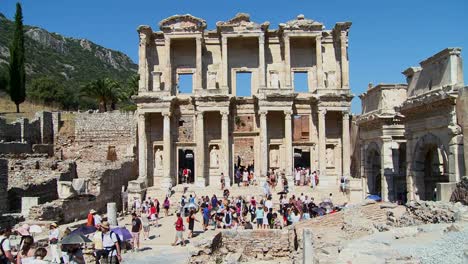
1;0;467;114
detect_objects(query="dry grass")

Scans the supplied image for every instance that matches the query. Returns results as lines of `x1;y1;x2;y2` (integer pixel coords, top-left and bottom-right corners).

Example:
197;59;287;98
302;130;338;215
0;93;60;122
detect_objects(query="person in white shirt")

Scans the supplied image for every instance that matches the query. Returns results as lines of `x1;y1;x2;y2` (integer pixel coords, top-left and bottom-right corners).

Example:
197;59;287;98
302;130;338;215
0;227;14;263
264;197;273;210
93;213;102;226
101;221;122;263
48;223;61;263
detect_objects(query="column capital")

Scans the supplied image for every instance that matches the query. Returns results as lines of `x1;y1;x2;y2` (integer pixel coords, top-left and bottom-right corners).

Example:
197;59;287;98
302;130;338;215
162;111;171;117
258;34;265;44
284;110;293;116
318;109;327;116
138;113;145;120
196;111;204;119
221;110;229;116
259;110;268;116
342;111;350;119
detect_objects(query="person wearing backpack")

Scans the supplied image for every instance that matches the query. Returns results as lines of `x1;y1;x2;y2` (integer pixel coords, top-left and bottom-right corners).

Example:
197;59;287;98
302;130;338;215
101;222;122;264
0;227;14;264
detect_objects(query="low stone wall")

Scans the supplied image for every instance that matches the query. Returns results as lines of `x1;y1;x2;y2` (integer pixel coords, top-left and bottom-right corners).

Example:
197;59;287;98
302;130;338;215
0;142;32;154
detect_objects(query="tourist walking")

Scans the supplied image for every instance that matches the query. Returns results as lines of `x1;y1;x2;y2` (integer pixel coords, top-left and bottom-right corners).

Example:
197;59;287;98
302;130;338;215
187;209;199;238
101;221;122;264
255;206;264;229
141;213;150;241
172;213;186;246
48;223;61;263
0;227;14;264
163;197;170;217
131;213;142;251
220;173;225;190
31;247;48;264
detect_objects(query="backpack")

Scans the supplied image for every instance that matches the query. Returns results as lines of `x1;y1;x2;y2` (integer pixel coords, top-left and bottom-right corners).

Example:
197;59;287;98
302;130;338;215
225;213;231;224
102;231;123;254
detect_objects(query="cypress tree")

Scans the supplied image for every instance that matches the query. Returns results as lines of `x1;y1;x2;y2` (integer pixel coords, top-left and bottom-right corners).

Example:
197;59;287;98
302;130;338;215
9;3;26;113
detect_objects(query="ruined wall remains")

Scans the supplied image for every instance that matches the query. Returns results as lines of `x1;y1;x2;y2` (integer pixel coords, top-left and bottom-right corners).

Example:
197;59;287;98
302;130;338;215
28;158;138;223
0;159;7;213
7;158;76;211
190;229;292;263
75;111;135;143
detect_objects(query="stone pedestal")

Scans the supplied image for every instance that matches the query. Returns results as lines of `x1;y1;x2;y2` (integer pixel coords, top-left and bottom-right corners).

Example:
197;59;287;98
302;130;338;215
57;181;77;199
21;197;39;217
436;182;458;202
107;202;118;226
127;179;147;203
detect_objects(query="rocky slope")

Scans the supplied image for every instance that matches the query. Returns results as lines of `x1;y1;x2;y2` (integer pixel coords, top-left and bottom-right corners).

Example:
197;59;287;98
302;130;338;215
0;12;137;86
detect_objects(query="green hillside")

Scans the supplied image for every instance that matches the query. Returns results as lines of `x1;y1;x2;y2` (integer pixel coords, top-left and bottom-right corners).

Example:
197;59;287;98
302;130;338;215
0;12;137;109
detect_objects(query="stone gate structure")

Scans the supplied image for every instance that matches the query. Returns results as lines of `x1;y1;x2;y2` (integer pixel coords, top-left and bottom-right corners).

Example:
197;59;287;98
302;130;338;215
133;13;353;190
357;48;466;202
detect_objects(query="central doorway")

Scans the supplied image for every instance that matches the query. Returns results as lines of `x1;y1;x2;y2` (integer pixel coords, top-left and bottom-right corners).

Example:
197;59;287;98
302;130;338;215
178;149;195;184
293;148;310;169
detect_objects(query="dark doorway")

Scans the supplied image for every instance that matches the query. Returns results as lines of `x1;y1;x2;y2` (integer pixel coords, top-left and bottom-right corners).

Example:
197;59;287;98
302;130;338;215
293;149;310;168
178;149;195;184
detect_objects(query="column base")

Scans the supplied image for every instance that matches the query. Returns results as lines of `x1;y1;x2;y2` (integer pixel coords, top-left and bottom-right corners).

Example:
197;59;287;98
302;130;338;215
195;178;207;187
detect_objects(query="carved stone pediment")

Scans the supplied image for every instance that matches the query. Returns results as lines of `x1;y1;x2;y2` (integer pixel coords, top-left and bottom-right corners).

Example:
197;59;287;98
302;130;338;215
279;14;323;32
159;14;207;33
216;13;269;33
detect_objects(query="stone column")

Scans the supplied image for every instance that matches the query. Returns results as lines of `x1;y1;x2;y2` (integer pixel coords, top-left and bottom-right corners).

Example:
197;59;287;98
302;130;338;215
318;109;327;177
315;35;323;90
258;34;266;89
303;228;314;264
196;36;203;89
342;111;350;177
137;113;148;186
165;37;172;92
107;202;118;226
260;111;268;177
360;144;367;199
284;35;291;88
196;112;206;187
221;111;230;186
138;31;149;92
221;36;228;89
340;31;349;89
284;110;293;180
380;136;393;202
162;112;172;189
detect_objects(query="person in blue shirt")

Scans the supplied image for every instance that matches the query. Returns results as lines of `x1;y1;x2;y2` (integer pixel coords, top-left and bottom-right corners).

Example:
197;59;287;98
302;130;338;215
202;206;210;231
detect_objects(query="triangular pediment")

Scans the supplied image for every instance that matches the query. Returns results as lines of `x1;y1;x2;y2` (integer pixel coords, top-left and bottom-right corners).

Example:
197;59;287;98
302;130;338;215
159;14;207;33
216;13;269;33
280;14;324;32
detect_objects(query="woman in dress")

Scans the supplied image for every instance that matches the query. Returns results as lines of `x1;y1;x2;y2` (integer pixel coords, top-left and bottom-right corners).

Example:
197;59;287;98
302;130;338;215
163;197;170;217
16;236;35;264
187;209;198;238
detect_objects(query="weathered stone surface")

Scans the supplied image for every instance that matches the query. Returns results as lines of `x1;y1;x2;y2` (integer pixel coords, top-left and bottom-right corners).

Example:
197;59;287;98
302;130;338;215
450;176;468;205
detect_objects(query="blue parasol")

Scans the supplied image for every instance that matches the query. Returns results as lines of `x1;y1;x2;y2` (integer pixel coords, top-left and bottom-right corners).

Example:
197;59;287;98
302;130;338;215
70;225;97;236
111;227;132;241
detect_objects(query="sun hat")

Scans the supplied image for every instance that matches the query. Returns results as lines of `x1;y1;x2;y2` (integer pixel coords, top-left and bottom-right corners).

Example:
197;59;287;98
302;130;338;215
16;224;30;236
50;223;58;228
101;221;110;229
90;209;97;214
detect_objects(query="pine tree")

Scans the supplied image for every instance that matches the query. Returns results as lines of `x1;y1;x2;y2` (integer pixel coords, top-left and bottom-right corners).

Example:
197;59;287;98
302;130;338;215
9;3;26;113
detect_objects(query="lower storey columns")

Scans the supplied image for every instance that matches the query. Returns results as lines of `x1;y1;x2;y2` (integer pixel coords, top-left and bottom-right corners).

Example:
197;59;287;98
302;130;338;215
342;111;350;177
260;110;268;177
221;111;230;185
196;112;206;187
137;113;148;186
284;110;293;181
318;109;327;177
161;112;172;189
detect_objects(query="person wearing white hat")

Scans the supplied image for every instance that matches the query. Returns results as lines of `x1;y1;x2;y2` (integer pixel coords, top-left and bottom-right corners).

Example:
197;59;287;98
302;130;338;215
48;223;61;263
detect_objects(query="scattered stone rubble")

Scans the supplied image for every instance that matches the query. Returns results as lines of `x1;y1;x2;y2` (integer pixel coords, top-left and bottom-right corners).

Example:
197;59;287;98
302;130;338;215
450;176;468;205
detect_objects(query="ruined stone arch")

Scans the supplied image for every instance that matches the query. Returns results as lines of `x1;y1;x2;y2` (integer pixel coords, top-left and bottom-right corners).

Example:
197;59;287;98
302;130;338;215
412;133;448;201
365;142;381;196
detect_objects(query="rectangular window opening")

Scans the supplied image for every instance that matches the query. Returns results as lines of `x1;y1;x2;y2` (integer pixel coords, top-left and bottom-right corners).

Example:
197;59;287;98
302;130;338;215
178;74;193;94
294;72;309;93
236;72;252;97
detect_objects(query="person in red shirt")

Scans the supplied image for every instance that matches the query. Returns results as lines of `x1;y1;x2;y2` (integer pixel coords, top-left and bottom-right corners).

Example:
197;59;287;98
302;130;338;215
86;209;96;226
171;213;185;246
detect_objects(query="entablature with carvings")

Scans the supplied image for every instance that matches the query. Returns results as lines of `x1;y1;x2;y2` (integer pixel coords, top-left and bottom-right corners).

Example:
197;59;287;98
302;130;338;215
159;14;207;33
216;13;269;34
399;87;458;116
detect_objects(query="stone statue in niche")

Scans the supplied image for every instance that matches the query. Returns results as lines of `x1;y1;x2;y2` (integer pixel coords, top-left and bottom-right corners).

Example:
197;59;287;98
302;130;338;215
208;71;217;89
326;147;334;167
155;148;163;170
210;146;219;167
270;148;279;167
270;71;279;88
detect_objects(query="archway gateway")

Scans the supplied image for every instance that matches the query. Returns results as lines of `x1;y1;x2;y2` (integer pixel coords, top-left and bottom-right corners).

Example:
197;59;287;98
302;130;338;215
366;147;381;196
412;134;448;201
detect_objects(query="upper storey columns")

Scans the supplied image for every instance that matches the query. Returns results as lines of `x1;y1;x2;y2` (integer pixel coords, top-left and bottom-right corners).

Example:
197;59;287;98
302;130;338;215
164;34;203;93
333;22;352;89
221;33;266;91
283;33;323;90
